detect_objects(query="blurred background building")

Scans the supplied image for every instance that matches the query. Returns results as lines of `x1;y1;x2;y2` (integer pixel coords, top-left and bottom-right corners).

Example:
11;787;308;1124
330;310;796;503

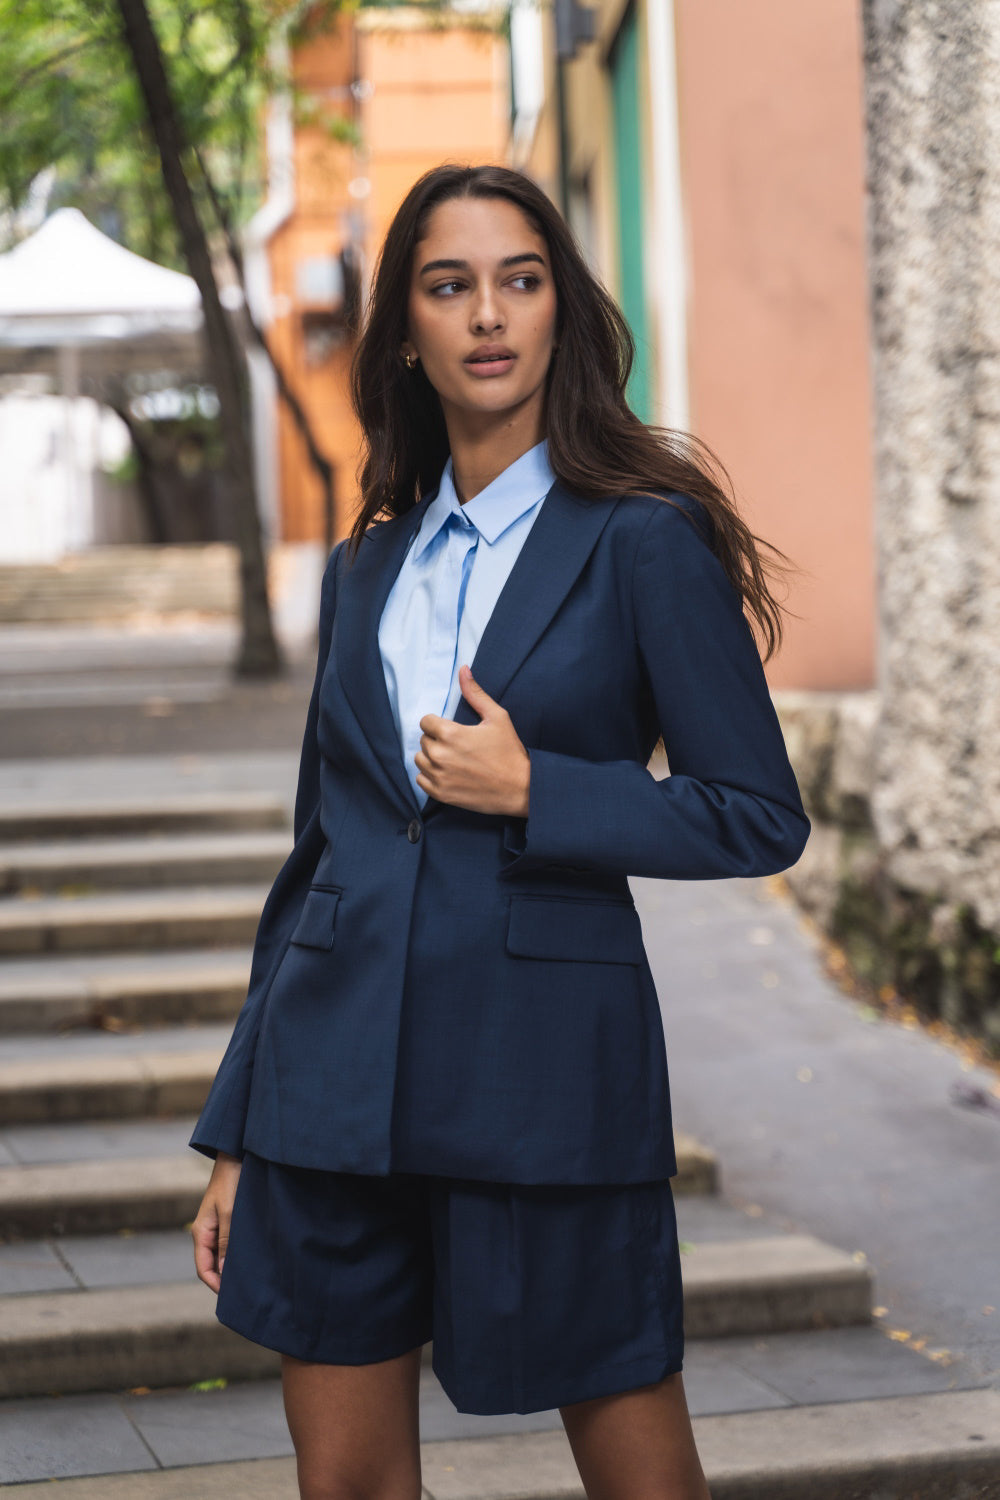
245;4;510;546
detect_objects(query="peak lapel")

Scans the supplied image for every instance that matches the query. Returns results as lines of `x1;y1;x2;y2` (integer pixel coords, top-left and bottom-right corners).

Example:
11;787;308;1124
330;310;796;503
334;505;426;818
425;478;621;818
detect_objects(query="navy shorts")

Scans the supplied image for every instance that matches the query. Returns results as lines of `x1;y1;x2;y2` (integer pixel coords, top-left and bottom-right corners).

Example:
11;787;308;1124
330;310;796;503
216;1152;685;1415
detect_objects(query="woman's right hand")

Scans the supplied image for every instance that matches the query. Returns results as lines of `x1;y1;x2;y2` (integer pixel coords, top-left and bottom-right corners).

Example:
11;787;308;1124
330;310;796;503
191;1152;242;1293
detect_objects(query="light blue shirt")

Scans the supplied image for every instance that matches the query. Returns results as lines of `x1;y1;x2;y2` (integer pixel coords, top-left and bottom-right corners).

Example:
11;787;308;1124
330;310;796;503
378;439;556;809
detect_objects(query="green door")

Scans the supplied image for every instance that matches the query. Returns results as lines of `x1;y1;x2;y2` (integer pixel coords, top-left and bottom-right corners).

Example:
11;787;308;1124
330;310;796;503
609;3;651;421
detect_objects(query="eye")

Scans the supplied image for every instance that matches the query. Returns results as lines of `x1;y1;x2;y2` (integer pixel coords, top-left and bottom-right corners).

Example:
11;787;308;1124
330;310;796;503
510;274;541;290
430;280;464;296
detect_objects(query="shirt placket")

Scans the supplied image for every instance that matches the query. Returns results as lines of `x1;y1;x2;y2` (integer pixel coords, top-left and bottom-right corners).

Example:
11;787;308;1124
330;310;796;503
407;510;480;794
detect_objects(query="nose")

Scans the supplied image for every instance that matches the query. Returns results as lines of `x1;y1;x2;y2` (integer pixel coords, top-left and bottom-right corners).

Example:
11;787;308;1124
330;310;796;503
470;281;504;335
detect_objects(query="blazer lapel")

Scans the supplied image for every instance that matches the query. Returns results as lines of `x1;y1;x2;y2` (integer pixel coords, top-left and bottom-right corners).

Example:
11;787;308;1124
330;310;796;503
335;503;427;817
335;478;621;821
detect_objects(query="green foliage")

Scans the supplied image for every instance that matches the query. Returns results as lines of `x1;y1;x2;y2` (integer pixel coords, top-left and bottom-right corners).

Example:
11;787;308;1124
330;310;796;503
0;0;340;265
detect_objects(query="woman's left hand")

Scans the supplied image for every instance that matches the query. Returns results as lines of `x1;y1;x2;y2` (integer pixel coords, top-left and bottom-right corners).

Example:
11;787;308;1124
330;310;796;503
415;665;531;817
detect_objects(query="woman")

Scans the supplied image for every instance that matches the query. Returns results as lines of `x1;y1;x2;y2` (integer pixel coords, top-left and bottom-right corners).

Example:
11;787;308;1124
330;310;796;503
190;163;810;1500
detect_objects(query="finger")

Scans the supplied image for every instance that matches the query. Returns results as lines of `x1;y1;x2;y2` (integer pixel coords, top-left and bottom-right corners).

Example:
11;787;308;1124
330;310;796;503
458;665;498;717
217;1208;231;1275
192;1214;221;1293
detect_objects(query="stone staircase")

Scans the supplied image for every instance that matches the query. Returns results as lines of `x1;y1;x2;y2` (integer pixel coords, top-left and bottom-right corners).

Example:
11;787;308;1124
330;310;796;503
0;548;240;624
0;793;997;1494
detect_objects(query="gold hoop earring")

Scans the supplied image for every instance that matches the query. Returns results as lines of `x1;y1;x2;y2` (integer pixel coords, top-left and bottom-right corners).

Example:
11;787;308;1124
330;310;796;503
403;352;418;369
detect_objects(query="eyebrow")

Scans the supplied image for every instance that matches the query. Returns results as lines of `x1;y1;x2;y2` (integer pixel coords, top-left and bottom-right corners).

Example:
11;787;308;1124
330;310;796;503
418;252;546;276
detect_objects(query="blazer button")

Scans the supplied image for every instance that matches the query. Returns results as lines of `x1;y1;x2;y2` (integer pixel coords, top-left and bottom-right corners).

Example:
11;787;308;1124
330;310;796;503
407;818;423;843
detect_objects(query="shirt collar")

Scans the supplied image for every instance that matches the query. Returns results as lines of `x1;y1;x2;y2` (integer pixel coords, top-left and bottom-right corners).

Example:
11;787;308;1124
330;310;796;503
411;439;555;559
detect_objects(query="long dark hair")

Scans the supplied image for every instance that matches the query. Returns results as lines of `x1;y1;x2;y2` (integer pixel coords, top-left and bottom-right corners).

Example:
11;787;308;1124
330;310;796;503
348;163;795;659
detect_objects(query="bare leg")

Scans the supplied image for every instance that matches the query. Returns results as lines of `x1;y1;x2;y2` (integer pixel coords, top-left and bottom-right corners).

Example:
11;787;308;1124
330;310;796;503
282;1344;424;1500
560;1370;711;1500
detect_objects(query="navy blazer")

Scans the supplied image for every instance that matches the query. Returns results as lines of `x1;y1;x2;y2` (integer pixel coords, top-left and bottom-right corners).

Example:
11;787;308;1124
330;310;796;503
190;482;810;1184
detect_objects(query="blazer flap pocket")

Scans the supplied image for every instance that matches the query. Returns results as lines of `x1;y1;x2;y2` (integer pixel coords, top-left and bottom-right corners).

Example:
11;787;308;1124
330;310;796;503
290;885;342;949
506;895;644;964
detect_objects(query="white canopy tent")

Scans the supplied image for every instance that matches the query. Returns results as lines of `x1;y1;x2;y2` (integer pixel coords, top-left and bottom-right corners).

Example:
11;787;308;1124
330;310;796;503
0;209;207;559
0;207;204;382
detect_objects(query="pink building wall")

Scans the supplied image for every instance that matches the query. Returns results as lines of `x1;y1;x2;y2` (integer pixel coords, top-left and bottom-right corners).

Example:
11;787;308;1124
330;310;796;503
675;0;877;690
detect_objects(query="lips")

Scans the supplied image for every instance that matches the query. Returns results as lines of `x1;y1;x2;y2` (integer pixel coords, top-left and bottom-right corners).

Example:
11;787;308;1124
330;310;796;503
462;346;517;380
465;346;516;364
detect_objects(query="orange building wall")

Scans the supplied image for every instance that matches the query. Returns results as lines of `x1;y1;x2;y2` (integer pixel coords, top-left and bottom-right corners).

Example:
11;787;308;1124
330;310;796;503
267;13;509;543
358;21;509;254
674;0;877;689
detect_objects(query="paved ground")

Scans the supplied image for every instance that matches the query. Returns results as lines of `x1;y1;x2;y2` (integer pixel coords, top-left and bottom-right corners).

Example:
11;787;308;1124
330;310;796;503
639;871;1000;1388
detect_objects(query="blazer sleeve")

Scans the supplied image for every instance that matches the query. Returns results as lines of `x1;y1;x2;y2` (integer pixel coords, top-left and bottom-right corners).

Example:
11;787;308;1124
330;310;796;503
189;539;347;1161
500;496;810;881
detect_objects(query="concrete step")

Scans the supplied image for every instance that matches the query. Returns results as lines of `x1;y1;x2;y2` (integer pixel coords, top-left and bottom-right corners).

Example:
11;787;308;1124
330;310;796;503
0;1233;871;1398
0;1282;278;1399
0;1132;715;1236
421;1391;1000;1500
0;1044;223;1125
427;1390;1000;1500
0;831;291;896
0;546;240;624
0;949;252;1033
680;1233;872;1337
0;793;288;842
4;1386;1000;1498
0;884;269;956
0;1157;211;1238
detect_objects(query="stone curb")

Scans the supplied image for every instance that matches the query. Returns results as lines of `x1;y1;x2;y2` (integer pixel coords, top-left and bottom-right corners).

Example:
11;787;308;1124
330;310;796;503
0;831;290;895
0;794;288;841
0;885;269;956
0;1048;222;1124
0;1138;715;1237
0;1233;870;1398
681;1234;873;1336
0;953;251;1033
3;1389;999;1497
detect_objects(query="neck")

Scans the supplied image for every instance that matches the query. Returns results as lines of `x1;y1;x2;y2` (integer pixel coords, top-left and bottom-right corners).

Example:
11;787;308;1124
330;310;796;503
442;405;546;505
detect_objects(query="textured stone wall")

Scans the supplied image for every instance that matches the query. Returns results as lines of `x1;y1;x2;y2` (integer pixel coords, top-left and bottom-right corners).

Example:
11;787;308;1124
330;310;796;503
776;690;1000;1054
861;2;1000;932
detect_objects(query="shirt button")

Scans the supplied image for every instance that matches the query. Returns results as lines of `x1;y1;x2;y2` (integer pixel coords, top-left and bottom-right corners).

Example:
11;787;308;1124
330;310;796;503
407;819;423;843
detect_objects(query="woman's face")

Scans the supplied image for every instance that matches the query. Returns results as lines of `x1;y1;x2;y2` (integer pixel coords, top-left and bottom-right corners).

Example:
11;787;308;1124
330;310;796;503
401;195;558;430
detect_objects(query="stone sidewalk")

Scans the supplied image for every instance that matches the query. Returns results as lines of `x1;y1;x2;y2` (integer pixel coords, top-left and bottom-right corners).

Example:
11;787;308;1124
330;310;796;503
643;869;1000;1390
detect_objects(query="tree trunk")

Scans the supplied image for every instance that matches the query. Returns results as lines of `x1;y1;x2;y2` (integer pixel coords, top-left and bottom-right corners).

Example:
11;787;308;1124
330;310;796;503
194;152;338;553
113;0;283;676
